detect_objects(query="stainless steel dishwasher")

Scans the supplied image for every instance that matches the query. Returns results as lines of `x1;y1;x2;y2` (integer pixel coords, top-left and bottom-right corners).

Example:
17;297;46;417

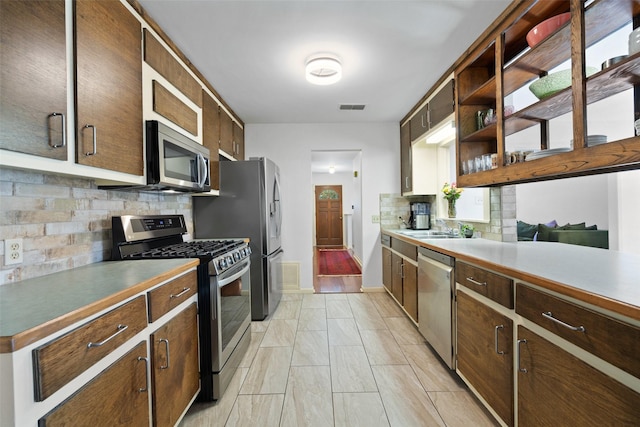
418;247;455;369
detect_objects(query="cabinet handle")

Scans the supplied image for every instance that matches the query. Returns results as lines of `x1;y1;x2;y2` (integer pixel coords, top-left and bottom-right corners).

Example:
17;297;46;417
87;324;128;348
541;312;585;332
400;262;405;279
405;176;409;189
48;112;66;148
170;287;191;299
517;339;527;373
466;277;487;287
159;338;170;369
426;109;431;128
494;325;505;355
137;356;149;392
83;124;97;156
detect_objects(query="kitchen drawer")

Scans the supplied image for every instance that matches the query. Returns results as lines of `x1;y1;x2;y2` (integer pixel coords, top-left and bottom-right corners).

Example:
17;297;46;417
381;233;391;247
391;237;417;261
147;270;197;323
455;261;513;309
38;341;150;426
33;295;147;401
516;284;640;378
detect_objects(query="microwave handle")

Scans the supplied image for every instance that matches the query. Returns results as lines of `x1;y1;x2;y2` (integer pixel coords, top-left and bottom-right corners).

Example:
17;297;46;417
197;153;208;189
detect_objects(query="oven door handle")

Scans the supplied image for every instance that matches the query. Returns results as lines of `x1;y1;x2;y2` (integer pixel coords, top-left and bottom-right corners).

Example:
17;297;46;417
218;260;250;287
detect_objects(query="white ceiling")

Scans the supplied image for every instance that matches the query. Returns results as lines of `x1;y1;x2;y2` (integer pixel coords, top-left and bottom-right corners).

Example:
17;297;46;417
138;0;511;125
138;0;511;173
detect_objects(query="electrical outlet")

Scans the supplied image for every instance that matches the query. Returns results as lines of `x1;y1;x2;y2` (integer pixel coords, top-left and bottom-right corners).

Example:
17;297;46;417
371;215;380;223
5;238;23;265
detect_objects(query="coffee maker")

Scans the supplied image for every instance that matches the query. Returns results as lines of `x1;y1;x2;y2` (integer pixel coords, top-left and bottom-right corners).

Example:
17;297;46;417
409;202;431;230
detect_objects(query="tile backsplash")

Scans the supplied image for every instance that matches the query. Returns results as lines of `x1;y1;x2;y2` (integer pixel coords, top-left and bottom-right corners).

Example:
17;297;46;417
0;167;192;285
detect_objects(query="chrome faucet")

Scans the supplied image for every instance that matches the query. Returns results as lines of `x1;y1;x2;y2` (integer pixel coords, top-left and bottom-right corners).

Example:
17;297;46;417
399;216;409;229
436;218;453;234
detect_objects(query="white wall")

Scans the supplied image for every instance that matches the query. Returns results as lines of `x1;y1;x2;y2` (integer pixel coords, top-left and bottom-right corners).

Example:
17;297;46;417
515;170;640;255
245;123;399;290
515;174;610;229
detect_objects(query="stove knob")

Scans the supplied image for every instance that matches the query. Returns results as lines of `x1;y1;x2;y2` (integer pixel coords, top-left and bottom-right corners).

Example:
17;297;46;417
234;252;241;261
218;259;226;270
226;255;234;265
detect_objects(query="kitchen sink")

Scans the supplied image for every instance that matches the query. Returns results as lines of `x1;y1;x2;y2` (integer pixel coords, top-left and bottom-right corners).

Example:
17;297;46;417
395;230;459;239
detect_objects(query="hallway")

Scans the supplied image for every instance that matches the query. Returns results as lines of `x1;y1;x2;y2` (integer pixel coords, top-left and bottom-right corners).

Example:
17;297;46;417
180;292;498;426
313;247;362;293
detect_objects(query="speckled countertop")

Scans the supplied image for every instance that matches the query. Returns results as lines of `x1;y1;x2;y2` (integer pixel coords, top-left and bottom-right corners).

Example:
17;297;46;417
383;230;640;321
0;259;199;353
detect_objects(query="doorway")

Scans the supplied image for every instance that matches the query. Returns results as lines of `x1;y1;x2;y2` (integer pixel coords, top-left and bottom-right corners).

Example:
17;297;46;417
311;150;363;293
315;185;343;247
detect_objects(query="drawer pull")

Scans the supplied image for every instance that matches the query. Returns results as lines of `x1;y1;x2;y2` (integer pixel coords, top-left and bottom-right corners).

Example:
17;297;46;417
83;124;97;156
542;312;586;332
466;277;487;287
170;287;191;299
137;356;149;392
159;338;170;369
517;339;527;373
48;112;66;148
87;324;128;348
494;325;505;355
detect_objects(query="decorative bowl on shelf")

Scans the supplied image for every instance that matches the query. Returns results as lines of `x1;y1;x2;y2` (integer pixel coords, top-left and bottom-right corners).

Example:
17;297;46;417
526;12;571;48
529;67;598;100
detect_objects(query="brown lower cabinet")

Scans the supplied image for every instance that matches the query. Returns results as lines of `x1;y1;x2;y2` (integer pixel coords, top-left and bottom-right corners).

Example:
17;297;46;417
391;252;404;304
38;303;199;427
151;303;200;427
39;342;150;426
517;326;640;426
382;246;392;293
456;291;513;426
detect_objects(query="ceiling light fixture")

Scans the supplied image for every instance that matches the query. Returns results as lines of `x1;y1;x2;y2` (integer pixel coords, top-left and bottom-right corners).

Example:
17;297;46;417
306;56;342;85
329;165;336;174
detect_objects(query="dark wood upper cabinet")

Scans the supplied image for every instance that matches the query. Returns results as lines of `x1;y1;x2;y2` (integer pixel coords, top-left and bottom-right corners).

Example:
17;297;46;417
75;0;143;176
410;103;430;142
219;109;234;156
233;122;244;160
143;29;203;109
400;122;412;193
429;79;454;126
0;0;67;160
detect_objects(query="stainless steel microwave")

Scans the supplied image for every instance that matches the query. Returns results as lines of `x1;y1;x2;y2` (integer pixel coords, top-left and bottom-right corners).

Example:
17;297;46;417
146;121;211;192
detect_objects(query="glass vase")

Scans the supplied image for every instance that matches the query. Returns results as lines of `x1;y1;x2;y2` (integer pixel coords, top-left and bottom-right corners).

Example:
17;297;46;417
447;200;456;218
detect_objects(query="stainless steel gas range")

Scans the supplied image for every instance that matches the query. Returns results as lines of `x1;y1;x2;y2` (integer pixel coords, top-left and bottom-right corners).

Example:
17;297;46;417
111;214;251;401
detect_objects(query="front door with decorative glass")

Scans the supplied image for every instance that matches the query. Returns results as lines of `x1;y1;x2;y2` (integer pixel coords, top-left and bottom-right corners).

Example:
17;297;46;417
315;185;343;247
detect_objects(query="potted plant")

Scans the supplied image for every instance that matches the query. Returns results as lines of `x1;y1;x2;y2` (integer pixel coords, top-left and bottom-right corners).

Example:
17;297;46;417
460;223;475;238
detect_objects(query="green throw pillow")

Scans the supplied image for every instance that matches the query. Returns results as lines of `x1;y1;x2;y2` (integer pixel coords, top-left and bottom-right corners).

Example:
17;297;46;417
537;223;557;241
517;221;538;240
560;222;586;230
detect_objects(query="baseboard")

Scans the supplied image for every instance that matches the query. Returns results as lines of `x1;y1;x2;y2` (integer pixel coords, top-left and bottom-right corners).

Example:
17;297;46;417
361;286;386;293
282;288;315;294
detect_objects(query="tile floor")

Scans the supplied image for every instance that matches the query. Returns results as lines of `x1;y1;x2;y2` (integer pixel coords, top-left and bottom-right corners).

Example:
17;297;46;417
180;292;498;427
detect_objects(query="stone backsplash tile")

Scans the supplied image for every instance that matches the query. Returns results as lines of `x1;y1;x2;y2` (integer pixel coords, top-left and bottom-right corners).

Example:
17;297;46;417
0;167;191;285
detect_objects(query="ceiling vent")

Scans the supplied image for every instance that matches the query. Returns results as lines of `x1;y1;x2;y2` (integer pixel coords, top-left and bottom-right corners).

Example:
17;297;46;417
339;104;366;110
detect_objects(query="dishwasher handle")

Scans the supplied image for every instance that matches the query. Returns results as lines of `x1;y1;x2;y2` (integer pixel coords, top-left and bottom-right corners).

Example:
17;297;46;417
418;247;454;266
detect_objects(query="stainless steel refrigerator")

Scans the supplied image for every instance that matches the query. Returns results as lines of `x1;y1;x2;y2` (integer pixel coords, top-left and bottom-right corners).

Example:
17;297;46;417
193;157;283;320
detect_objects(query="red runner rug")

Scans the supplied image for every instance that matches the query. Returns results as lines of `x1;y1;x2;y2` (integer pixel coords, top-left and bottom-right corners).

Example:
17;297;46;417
318;249;361;276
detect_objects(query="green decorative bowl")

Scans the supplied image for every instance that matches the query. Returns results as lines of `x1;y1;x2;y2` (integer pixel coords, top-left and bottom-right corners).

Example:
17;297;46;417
529;67;598;100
